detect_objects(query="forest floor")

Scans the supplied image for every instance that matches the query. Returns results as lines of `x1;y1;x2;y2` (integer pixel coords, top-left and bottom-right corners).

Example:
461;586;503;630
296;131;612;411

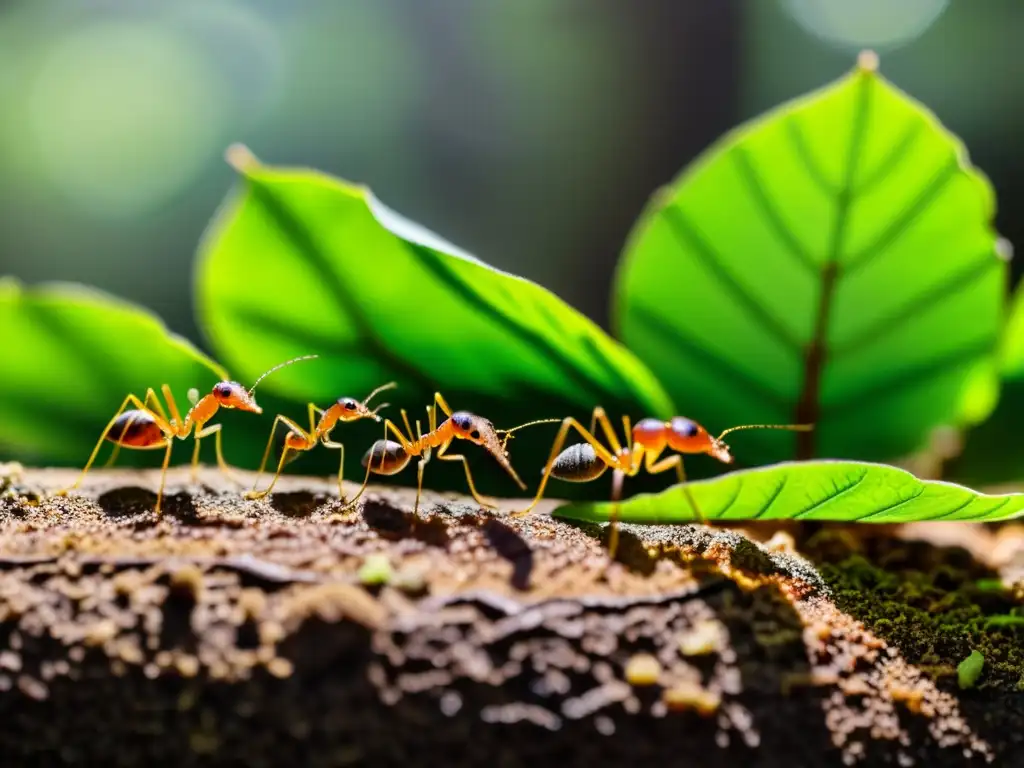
0;462;1022;767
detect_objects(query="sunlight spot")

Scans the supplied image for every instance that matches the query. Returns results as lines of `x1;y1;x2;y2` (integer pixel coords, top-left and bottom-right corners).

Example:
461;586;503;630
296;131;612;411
27;21;227;218
781;0;950;51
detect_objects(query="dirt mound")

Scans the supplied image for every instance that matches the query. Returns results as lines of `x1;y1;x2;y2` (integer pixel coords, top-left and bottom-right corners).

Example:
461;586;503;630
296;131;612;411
0;464;1020;766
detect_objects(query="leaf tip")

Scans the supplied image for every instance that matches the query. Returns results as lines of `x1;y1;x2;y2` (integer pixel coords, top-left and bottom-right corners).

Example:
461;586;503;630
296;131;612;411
856;49;880;74
225;143;261;175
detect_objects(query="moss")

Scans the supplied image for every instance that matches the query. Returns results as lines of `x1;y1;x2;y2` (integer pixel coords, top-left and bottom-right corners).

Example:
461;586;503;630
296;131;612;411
807;531;1024;691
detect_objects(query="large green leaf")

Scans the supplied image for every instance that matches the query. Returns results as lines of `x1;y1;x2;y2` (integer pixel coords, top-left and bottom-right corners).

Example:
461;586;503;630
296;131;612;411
553;460;1024;525
0;279;230;466
615;54;1005;465
196;147;674;494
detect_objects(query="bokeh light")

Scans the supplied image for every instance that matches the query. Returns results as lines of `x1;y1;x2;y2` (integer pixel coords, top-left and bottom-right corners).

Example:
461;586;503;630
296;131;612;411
27;21;228;218
781;0;950;51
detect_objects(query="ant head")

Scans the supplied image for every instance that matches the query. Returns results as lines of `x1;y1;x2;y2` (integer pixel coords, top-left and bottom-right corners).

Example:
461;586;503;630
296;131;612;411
450;410;527;490
665;416;720;456
450;411;488;445
335;396;381;423
212;381;262;414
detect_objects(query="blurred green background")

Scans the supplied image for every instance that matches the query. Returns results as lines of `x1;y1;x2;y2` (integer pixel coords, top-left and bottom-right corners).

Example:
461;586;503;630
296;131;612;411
1;0;1021;351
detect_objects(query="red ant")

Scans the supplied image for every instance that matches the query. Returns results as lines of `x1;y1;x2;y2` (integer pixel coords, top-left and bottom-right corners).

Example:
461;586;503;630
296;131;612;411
513;407;811;557
347;392;557;515
245;381;396;500
56;355;317;514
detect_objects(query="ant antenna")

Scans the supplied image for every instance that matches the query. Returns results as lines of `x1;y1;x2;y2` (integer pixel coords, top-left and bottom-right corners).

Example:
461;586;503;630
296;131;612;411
361;381;398;408
716;423;813;440
497;417;561;451
247;354;319;396
499;417;562;435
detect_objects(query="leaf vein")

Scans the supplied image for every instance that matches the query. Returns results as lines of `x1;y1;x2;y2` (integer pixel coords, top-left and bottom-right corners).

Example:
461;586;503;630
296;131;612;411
732;147;818;275
843;155;961;273
927;494;979;522
662;204;802;354
714;477;744;519
852;117;925;196
793;68;874;457
831;254;997;359
792;469;869;519
629;305;791;412
247;185;434;390
752;474;788;519
824;338;995;417
784;117;836;196
404;241;631;407
961;495;1014;522
858;485;927;521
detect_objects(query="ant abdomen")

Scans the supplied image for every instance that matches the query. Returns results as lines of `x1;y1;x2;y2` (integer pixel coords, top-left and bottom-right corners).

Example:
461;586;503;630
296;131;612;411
362;439;411;475
550;443;608;482
105;410;166;448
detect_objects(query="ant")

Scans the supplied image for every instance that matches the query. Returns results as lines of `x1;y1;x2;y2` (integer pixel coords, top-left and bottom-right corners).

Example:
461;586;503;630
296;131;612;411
245;381;396;500
56;355;317;514
513;407;811;557
347;391;558;515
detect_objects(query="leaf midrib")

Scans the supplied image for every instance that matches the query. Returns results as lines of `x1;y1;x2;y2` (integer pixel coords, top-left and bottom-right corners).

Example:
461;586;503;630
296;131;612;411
793;71;874;458
405;241;639;410
246;183;435;392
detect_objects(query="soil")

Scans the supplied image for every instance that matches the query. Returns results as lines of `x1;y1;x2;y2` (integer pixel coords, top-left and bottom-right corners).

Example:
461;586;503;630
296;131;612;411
0;463;1021;767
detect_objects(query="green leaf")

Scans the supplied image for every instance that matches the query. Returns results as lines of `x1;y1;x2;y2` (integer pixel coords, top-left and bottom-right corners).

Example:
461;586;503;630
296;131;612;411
552;460;1024;524
0;279;228;466
195;147;674;492
957;650;985;690
614;54;1005;465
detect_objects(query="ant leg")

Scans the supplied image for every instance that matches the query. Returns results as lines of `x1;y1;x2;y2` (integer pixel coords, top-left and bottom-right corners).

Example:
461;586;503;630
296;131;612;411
246;415;308;498
58;394;169;496
607;469;627;559
590;407;624;456
190;429;203;483
321;438;346;501
340;417;400;512
306;402;322;434
383;418;415;452
646;454;707;524
252;416;307;490
212;425;236;482
432;392;453;419
247;447;293;500
160;384;182;428
253;415;286;491
144;387;170;424
436;442;495;509
154;439;175;515
512;416;619;517
193;423;238;484
411;419;431;518
338;442;378;512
